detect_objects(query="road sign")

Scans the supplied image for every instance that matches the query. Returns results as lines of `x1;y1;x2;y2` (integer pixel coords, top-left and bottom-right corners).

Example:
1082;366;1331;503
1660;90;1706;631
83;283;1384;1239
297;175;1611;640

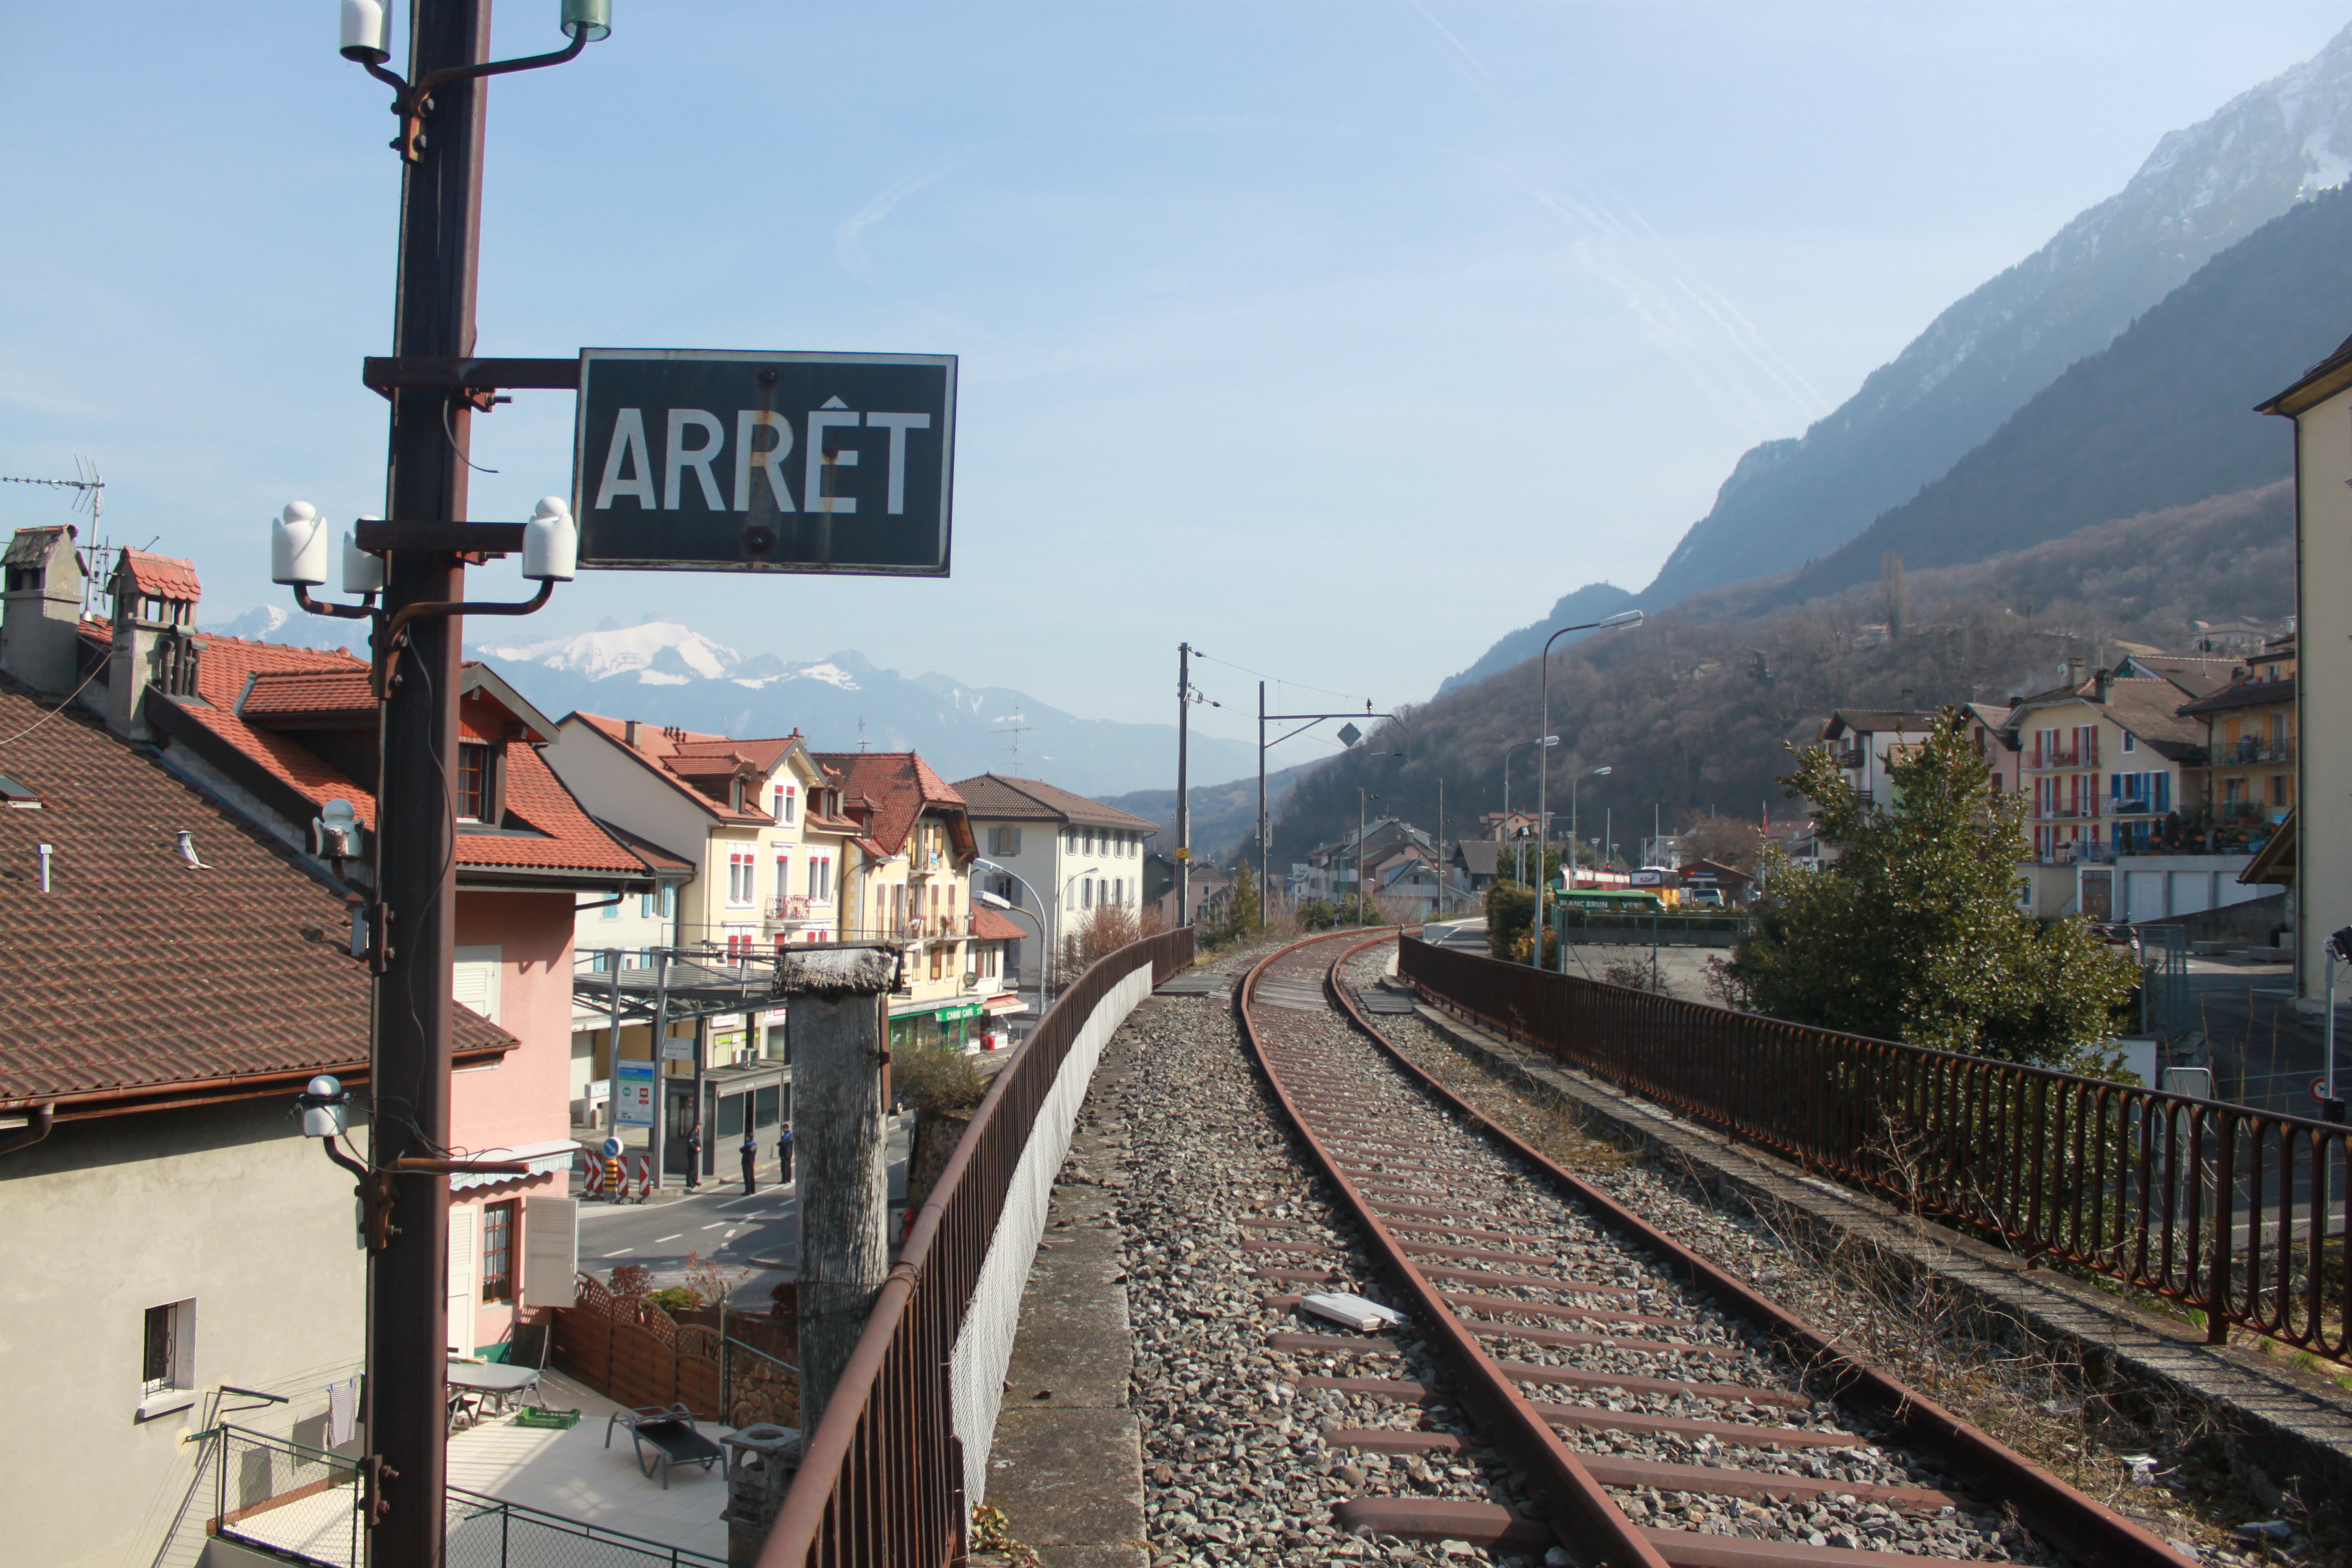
613;1060;656;1127
573;348;956;575
1337;722;1362;748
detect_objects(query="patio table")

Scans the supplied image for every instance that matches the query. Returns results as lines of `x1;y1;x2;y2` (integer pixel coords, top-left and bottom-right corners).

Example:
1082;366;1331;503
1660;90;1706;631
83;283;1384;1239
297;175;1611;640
446;1358;542;1429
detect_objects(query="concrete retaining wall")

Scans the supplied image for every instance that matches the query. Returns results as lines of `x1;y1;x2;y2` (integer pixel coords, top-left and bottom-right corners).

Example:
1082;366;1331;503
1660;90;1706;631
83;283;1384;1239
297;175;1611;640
947;963;1156;1513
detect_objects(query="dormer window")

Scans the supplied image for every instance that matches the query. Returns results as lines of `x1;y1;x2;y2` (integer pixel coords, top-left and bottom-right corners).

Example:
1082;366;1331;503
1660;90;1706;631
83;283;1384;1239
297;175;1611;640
773;784;796;825
457;742;503;824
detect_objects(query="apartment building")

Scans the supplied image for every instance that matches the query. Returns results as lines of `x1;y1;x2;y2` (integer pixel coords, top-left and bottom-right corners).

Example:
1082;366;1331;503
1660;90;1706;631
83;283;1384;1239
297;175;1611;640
953;772;1156;989
822;753;1017;1050
2179;636;2299;841
2007;663;2275;924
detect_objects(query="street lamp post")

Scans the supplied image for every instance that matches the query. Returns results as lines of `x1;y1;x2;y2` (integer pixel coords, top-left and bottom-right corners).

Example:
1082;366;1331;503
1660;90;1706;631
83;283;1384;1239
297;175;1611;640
1356;789;1382;926
1535;608;1644;916
973;858;1102;1014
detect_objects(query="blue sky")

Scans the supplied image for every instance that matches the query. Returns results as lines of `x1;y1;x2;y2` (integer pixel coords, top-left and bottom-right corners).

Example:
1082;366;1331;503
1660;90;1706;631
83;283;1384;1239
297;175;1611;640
2;2;2345;747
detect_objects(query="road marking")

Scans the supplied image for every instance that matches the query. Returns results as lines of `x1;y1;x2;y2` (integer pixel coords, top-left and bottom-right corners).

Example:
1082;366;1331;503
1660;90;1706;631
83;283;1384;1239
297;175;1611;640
702;1222;726;1230
604;1249;635;1257
655;1234;684;1244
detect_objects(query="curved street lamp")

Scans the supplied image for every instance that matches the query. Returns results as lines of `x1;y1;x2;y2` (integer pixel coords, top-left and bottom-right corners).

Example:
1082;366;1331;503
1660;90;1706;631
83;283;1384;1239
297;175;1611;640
1535;609;1643;914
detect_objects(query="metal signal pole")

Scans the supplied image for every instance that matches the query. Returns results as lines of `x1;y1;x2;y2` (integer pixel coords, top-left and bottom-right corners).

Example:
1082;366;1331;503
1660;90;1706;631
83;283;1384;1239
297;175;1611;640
1176;643;1191;927
359;4;494;1560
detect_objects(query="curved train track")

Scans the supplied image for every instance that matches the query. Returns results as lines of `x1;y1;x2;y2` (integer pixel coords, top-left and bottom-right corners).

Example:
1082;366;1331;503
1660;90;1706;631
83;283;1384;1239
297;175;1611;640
1234;929;2188;1568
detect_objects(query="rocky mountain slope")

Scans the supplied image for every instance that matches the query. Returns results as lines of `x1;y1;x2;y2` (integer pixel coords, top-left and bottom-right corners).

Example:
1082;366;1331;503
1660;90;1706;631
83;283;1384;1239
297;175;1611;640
1442;22;2352;695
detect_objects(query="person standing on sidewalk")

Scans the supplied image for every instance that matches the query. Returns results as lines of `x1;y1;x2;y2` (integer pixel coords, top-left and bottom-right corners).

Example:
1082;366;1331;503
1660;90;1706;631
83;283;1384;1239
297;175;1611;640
683;1121;703;1191
776;1123;793;1187
739;1128;759;1195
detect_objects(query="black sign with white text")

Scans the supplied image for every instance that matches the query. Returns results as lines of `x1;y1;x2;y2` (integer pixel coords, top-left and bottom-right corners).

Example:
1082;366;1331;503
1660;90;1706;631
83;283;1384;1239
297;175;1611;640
572;349;956;575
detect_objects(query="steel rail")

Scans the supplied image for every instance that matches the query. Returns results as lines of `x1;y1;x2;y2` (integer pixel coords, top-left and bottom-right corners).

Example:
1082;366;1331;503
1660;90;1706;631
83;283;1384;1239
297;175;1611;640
1237;929;1668;1568
1239;929;2191;1568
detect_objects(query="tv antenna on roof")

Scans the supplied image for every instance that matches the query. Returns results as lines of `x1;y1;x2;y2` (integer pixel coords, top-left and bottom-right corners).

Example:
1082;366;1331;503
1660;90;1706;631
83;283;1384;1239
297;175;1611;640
1;458;108;619
992;713;1031;775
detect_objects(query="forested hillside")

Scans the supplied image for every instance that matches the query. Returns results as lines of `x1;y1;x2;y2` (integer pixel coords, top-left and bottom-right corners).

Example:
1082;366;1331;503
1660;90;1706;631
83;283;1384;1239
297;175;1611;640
1242;482;2291;868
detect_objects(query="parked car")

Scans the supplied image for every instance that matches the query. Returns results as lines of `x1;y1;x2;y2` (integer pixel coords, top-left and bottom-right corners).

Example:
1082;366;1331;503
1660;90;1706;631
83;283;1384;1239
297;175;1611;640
1681;885;1727;910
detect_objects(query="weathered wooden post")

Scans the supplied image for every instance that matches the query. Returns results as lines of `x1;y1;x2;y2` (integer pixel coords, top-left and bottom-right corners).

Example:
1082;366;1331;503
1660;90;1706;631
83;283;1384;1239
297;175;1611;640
772;942;900;1444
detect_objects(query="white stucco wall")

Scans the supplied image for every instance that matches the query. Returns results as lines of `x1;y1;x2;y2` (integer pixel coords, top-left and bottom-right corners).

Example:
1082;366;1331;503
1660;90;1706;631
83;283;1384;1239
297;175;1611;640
947;960;1155;1512
1;1098;366;1568
2295;385;2352;1005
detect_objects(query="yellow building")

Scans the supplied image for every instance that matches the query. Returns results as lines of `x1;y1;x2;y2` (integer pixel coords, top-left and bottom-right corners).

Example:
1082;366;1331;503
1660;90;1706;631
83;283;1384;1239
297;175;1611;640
2179;636;2297;838
816;751;1014;1051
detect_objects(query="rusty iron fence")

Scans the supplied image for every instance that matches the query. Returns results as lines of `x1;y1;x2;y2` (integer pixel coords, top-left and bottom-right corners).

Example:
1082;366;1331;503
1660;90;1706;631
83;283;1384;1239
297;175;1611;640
1402;935;2352;1355
758;926;1195;1568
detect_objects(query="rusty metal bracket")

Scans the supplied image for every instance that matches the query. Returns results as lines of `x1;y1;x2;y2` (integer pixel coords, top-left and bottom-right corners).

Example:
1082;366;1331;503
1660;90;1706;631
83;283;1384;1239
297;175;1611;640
372;580;553;699
361;357;581;400
361;1453;399;1526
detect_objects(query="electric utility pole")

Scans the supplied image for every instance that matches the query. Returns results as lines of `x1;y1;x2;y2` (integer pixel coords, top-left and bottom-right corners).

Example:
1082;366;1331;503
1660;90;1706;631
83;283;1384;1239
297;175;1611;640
1176;643;1191;927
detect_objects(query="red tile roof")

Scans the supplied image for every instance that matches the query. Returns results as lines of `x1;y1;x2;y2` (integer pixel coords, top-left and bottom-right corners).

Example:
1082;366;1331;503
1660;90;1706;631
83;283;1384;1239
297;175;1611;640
570;713;802;825
164;636;645;878
116;548;201;603
811;752;966;856
238;669;375;718
0;674;514;1117
970;905;1025;942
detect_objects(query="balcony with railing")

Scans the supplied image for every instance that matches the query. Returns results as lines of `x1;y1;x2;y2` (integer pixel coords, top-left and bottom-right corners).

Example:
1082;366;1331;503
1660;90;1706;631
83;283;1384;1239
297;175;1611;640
764;894;814;926
2028;740;2096;770
2219;737;2294;766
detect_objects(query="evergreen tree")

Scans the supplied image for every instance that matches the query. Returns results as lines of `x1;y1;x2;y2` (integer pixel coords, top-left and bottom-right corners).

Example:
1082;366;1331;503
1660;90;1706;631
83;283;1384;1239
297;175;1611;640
1733;710;2134;1066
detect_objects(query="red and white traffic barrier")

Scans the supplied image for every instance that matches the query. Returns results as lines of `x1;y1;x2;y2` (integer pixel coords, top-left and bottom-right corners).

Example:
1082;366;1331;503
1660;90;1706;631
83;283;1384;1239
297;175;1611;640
634;1153;653;1203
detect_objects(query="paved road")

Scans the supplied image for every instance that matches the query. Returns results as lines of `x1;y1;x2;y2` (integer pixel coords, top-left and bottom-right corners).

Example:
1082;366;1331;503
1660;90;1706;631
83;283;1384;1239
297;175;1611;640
574;1115;914;1309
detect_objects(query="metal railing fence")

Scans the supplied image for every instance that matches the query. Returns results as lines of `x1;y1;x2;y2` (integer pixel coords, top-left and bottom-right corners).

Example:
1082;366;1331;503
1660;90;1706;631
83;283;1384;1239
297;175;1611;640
199;1424;725;1568
1401;935;2352;1354
758;926;1195;1568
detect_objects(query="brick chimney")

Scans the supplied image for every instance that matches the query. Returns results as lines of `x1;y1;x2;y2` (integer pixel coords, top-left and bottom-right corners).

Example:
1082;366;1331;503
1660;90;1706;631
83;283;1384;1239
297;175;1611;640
2065;656;2087;689
0;526;88;695
2093;668;2113;703
105;549;203;741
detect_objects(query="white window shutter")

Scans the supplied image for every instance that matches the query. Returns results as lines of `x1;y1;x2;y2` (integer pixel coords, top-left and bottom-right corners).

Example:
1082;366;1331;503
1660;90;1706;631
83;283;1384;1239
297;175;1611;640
522;1196;580;1308
453;945;503;1025
446;1205;478;1354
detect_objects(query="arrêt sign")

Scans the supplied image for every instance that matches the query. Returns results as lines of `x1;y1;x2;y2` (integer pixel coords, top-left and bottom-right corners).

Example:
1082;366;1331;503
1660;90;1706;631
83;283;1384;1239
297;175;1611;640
572;348;956;576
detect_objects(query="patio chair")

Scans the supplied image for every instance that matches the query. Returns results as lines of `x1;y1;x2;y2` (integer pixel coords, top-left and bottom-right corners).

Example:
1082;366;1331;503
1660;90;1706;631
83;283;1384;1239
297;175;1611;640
605;1403;724;1490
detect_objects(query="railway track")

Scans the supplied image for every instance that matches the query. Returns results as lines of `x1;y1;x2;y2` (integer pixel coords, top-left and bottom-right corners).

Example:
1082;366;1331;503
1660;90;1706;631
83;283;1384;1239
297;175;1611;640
1235;929;2190;1568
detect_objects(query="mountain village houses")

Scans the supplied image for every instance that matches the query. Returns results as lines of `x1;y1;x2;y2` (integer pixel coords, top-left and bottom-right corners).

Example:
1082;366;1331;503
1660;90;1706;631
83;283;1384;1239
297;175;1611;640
0;517;1171;1568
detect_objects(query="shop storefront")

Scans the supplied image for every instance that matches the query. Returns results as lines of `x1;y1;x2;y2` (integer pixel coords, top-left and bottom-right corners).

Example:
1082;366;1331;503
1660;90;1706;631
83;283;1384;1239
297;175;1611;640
887;998;987;1053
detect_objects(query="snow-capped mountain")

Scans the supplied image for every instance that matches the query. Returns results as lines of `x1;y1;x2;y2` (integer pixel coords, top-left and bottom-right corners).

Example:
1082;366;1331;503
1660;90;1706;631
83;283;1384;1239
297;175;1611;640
202;603;364;654
466;621;1256;800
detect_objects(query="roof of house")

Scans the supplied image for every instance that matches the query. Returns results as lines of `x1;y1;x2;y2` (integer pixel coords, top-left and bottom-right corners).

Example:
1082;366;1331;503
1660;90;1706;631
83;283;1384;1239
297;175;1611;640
1963;701;2018;739
2178;677;2296;717
568;714;864;832
1821;710;1937;741
812;752;967;857
971;905;1026;942
594;818;697;875
114;548;202;603
950;773;1158;833
2111;654;2231;700
2012;676;2206;762
0;673;515;1117
3;525;75;570
1452;840;1499;876
152;636;645;881
2257;328;2352;418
